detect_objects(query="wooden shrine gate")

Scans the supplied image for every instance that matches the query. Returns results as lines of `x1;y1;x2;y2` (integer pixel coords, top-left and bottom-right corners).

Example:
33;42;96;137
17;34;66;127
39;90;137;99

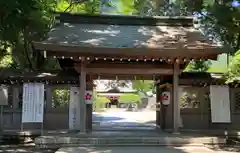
2;70;240;130
32;12;224;133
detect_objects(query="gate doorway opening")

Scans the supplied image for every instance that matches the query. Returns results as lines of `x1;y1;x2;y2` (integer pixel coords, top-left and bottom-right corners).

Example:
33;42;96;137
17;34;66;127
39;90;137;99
92;79;157;131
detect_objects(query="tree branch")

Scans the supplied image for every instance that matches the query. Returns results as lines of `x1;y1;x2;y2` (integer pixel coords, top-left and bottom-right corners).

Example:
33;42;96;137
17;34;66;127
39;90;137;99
64;0;89;12
23;29;34;71
23;41;34;71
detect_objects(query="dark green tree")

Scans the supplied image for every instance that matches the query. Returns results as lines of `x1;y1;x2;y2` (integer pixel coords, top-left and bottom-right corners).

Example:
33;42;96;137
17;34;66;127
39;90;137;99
0;0;59;70
0;0;112;70
118;0;239;72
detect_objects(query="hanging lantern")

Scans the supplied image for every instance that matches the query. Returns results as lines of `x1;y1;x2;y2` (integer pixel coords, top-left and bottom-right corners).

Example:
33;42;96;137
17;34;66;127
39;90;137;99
160;94;169;101
161;91;171;105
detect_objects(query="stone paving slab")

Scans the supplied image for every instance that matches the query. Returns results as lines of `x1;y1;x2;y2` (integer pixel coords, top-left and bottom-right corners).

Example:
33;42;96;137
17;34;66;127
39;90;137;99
55;146;238;153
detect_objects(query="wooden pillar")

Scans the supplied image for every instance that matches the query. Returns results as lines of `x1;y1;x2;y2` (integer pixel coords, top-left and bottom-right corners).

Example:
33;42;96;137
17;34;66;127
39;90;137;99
160;86;168;130
45;85;52;110
86;75;93;132
79;58;86;133
12;86;19;127
156;85;161;128
173;62;180;133
12;86;19;109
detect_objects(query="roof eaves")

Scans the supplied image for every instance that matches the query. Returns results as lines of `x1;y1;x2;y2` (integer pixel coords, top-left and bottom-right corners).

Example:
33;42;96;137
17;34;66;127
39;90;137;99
55;12;194;26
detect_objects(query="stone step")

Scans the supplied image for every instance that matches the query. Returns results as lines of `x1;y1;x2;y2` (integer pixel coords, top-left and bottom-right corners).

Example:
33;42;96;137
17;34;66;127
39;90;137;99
34;135;226;149
0;133;37;144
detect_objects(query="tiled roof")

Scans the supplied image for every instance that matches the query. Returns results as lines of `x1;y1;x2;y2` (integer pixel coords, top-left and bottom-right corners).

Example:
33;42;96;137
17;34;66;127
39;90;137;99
43;22;219;50
33;13;225;59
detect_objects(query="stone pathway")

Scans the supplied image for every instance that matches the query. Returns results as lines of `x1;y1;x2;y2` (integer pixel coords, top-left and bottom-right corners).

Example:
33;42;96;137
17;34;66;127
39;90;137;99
55;146;239;153
93;109;156;130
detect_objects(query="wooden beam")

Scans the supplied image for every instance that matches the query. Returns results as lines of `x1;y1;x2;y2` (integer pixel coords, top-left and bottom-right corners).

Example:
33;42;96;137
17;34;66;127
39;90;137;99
90;74;159;80
75;62;175;75
85;68;173;75
57;12;194;26
85;62;172;69
35;43;221;60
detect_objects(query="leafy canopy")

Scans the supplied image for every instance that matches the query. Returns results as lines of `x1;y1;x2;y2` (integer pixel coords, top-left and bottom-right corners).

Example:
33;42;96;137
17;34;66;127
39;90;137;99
1;0;239;75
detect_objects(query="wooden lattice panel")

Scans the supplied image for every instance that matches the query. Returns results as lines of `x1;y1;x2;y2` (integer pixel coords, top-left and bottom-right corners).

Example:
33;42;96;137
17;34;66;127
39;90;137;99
234;90;240;110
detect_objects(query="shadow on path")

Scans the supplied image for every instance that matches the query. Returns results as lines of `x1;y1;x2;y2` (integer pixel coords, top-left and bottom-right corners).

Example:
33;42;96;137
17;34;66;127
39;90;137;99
92;111;156;130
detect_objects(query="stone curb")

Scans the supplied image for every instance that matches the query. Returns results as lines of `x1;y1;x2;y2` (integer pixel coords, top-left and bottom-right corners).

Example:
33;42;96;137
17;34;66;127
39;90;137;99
36;143;207;149
34;136;226;149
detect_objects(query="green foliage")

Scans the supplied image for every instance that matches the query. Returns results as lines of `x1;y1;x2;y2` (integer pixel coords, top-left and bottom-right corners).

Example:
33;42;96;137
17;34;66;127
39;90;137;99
0;0;239;77
115;0;137;15
0;0;59;70
132;80;154;94
52;89;70;108
196;0;240;54
119;93;141;103
226;49;240;83
0;47;12;67
196;1;240;80
130;0;239;73
117;0;193;16
0;55;12;67
0;0;110;71
117;0;239;73
95;96;109;103
56;0;102;14
186;0;240;73
187;60;212;72
93;96;109;112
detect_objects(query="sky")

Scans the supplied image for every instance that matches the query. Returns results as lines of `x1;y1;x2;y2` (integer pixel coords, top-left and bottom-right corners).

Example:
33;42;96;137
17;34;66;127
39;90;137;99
232;0;240;7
